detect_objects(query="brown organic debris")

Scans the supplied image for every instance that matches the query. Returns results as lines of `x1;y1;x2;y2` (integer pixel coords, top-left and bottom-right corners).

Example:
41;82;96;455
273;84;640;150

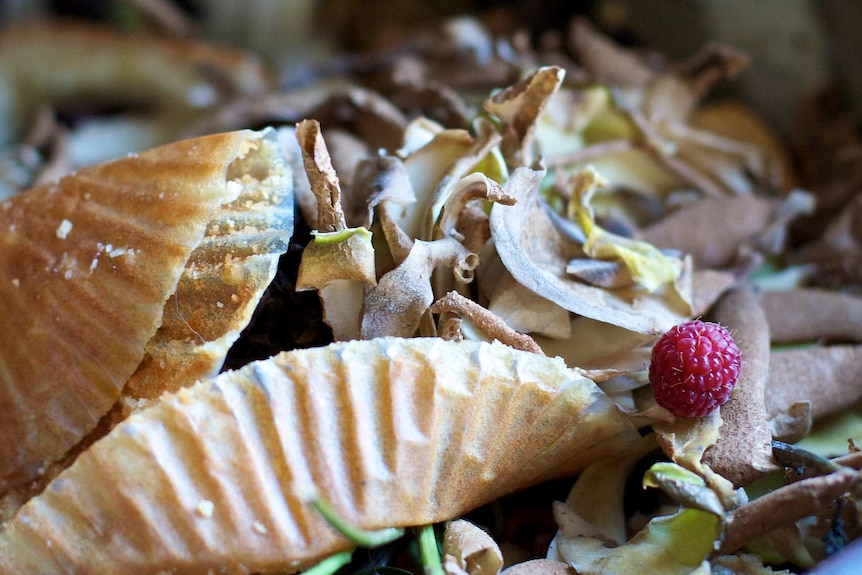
760;288;862;344
490;167;690;334
361;238;477;338
765;345;862;421
296;119;347;232
638;196;778;270
483;66;565;168
702;286;778;487
719;468;860;555
430;291;544;355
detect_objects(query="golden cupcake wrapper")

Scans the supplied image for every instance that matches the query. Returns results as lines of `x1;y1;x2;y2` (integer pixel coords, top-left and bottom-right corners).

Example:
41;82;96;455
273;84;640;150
0;129;292;492
0;337;640;574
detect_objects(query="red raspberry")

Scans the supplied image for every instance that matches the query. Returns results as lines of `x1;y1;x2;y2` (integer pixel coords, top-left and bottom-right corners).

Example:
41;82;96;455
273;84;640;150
648;320;741;418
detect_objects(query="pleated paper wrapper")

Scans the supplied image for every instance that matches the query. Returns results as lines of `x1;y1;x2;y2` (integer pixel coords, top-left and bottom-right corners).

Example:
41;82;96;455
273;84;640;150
0;337;641;574
0;128;292;494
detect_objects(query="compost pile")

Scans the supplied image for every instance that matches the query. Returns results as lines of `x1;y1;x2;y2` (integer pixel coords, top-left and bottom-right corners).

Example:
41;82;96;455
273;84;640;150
1;3;861;574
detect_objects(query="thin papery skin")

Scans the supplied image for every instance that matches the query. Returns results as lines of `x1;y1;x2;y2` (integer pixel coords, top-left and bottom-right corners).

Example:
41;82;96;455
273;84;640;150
489;166;691;334
296;229;377;340
0;338;641;574
353;153;417;229
361;238;476;338
0;129;270;494
435;173;514;244
766;345;862;421
688;101;797;193
486;268;573;340
702;285;778;487
295;119;347;232
760;288;862;344
502;559;575;575
423;120;504;242
483;66;565;168
567;167;683;293
387;125;498;243
534;317;652;372
641;462;725;518
442;520;504;575
568;17;655;90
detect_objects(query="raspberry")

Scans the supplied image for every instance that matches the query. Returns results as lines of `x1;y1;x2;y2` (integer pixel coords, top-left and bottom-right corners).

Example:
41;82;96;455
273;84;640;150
648;320;741;418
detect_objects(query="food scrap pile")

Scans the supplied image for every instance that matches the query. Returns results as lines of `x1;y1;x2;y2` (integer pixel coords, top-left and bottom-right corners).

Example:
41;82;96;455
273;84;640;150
2;3;862;574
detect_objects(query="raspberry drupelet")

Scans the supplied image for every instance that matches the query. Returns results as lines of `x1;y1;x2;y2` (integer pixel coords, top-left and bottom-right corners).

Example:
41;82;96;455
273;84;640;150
648;320;742;418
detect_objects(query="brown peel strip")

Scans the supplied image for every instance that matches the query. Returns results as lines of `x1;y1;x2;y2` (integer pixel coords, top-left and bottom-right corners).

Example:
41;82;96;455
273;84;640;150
765;345;862;421
483;66;565;169
760;288;862;344
567;17;654;89
0;338;641;574
430;291;544;355
702;285;778;487
435;173;514;244
353;153;417;229
718;468;859;555
295;119;347;233
638;195;778;270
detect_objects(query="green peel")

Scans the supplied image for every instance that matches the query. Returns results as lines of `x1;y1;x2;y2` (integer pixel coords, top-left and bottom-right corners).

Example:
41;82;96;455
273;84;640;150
312;227;372;245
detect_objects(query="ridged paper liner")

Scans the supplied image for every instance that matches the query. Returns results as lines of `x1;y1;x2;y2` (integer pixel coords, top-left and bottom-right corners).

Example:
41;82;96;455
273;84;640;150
0;337;640;574
0;129;290;493
124;132;294;400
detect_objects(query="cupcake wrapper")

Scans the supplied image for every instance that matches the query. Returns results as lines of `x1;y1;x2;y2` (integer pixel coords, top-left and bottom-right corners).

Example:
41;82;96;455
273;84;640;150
0;337;640;574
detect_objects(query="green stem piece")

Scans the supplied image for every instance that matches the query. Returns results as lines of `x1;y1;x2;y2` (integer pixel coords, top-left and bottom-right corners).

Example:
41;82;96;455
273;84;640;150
416;524;446;575
312;497;404;547
301;550;354;575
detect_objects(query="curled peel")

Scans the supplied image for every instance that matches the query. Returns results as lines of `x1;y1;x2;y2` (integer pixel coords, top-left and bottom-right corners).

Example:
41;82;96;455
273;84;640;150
0;337;640;574
489;167;690;334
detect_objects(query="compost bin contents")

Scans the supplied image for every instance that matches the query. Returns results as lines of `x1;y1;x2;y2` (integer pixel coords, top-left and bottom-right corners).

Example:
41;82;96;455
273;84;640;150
0;3;861;574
